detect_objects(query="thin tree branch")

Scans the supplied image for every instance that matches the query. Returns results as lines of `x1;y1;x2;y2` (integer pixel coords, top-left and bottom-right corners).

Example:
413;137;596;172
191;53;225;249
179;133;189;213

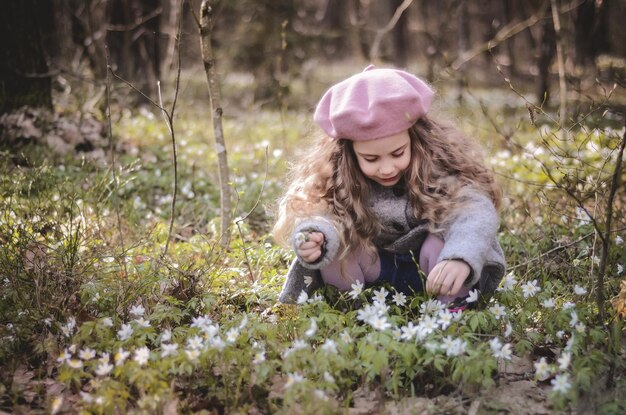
104;45;128;280
369;0;413;61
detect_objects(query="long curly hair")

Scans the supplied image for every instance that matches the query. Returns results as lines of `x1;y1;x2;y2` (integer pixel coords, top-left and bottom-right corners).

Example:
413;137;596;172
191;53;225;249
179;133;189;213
272;116;501;258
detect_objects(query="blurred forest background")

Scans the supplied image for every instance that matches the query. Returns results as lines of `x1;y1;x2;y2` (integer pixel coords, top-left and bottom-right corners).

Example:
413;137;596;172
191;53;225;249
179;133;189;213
1;0;625;114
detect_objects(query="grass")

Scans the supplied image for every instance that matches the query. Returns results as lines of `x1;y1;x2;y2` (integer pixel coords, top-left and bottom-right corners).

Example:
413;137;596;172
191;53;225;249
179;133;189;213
0;67;625;414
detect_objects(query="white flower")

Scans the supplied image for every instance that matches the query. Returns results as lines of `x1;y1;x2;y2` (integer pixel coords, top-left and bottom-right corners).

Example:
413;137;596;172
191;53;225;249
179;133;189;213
372;287;388;304
190;315;212;330
392;291;407;306
296;291;309;304
349;280;364;299
226;328;239;343
57;348;71;364
400;322;419;341
437;309;454;330
304;275;313;287
442;336;467;357
556;330;565;339
490;338;512;360
569;311;579;327
161;343;178;357
117;323;133;341
129;304;145;317
80;392;93;403
534;357;551;381
369;315;391;331
557;351;571;370
133;346;150;366
520;279;541;298
504;322;513;338
467;289;480;303
541;298;556;308
551;374;572;394
294;232;307;246
160;329;172;343
616;235;624;245
420;299;445;315
187;335;204;350
68;359;83;369
95;362;113;376
284;373;305;389
134;317;151;328
339;331;352;343
323;371;336;384
418;315;439;336
314;389;329;401
114;348;130;366
305;318;317;338
185;349;200;361
617;264;623;275
101;317;114;327
253;351;266;365
562;302;576;310
98;352;110;364
372;300;389;315
575;207;591;225
308;292;324;303
574;285;587;295
489;303;507;320
489;337;502;353
575;322;586;333
356;304;379;323
320;339;338;354
292;339;307;350
79;348;96;361
51;396;63;414
498;272;517;291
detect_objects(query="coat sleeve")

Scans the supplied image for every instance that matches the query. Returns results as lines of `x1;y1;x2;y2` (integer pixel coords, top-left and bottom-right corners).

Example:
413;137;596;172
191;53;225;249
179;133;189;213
437;192;506;290
291;216;341;270
278;259;324;304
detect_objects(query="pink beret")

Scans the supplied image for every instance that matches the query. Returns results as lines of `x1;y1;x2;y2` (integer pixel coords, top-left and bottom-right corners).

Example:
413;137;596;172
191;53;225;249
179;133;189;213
314;65;434;141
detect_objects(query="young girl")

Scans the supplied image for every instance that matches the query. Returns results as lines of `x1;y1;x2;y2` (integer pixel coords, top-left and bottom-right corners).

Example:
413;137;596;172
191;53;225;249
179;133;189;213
273;65;505;307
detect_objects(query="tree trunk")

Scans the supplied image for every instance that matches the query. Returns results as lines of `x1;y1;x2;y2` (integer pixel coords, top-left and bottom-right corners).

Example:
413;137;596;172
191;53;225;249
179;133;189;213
536;4;555;105
390;0;409;67
200;0;232;248
574;0;609;67
107;0;162;98
0;0;53;114
457;0;469;102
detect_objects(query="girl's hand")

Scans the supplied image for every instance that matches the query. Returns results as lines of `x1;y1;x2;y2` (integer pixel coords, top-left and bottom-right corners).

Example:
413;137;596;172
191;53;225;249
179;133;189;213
425;260;471;297
295;231;325;263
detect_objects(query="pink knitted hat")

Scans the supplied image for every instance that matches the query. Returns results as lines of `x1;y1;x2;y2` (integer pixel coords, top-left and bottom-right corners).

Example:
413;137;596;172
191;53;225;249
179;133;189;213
314;65;434;141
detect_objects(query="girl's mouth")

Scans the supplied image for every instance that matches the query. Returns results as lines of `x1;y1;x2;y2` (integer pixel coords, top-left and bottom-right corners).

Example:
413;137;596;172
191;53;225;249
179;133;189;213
379;174;399;183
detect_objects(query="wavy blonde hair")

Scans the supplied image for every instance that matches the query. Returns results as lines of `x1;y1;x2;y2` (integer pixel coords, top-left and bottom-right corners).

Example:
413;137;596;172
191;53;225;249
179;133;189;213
272;116;501;258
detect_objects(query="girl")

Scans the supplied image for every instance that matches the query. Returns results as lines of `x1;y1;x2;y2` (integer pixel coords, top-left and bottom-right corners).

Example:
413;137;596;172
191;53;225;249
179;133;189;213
273;66;505;307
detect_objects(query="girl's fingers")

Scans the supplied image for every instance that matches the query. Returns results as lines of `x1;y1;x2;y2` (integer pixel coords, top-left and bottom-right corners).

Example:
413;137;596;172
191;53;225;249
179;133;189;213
426;261;470;296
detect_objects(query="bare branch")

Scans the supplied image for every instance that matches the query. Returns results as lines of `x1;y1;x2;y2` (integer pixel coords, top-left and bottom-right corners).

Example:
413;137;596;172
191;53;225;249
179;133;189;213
369;0;413;62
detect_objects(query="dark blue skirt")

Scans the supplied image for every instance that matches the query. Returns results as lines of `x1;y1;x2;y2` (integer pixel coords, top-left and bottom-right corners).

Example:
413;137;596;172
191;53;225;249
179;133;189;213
370;249;425;295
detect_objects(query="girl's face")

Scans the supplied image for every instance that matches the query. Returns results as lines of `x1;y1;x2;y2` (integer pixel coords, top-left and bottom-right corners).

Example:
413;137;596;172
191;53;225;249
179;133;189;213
352;130;411;187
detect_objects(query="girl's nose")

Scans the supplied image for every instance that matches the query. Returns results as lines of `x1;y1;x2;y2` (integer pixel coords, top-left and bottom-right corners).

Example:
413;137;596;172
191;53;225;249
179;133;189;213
379;162;394;175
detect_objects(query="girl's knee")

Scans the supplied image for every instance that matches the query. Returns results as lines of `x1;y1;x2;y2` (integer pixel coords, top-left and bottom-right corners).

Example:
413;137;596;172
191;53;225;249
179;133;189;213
320;248;380;290
419;234;444;274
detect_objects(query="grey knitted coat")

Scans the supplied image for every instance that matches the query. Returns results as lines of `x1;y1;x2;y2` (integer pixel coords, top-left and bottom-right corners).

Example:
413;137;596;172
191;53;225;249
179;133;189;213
278;182;506;303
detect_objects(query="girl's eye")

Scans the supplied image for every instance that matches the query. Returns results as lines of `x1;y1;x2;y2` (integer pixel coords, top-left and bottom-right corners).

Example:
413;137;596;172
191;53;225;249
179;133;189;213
392;151;404;158
364;157;378;162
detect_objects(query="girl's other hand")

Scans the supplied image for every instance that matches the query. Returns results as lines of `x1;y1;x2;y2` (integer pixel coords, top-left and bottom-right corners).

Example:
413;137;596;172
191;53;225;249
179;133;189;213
295;231;325;263
425;260;470;297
